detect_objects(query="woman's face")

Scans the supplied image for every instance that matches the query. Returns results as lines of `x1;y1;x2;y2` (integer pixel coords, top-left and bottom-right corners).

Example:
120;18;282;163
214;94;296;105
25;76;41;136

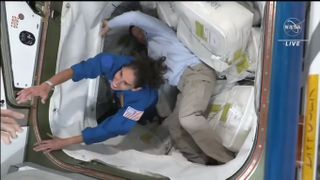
111;67;138;91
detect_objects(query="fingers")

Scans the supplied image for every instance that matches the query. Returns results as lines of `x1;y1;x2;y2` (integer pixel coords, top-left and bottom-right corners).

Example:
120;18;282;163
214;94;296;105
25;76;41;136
101;19;108;29
1;109;24;143
33;144;51;152
1;131;12;144
16;89;33;104
33;140;53;152
16;86;50;104
33;137;65;153
100;29;108;37
16;88;29;97
41;95;48;104
46;132;54;138
1;121;21;139
1;116;23;133
100;19;109;37
16;94;32;104
1;109;25;119
16;88;25;95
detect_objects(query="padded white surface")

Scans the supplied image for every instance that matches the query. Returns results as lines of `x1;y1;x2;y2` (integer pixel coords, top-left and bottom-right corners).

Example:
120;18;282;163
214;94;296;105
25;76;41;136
5;2;41;88
49;2;121;138
1;127;28;177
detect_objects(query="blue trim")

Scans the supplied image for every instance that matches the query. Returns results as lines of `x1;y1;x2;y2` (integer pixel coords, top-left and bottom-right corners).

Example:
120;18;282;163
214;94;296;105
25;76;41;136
265;2;307;180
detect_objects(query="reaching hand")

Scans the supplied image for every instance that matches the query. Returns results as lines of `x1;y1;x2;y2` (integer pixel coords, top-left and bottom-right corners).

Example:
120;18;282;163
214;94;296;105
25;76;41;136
33;137;66;153
16;83;52;104
100;19;109;37
1;109;25;144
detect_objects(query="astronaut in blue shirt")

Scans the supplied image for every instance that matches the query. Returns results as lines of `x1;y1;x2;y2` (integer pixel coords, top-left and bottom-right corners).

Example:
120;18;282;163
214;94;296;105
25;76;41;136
16;52;167;152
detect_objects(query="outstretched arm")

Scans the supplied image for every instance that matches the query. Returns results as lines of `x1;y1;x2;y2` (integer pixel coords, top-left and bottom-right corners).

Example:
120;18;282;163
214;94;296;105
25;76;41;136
32;106;139;152
33;135;83;153
16;68;73;104
101;11;174;37
16;53;115;104
81;106;138;145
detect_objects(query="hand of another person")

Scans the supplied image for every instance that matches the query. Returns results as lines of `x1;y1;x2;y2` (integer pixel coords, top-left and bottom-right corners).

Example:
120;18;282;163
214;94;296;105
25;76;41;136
33;137;67;153
1;109;25;144
100;19;109;37
16;83;52;104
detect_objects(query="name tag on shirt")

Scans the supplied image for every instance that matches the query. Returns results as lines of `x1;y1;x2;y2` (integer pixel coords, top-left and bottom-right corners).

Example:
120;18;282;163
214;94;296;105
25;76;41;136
123;106;144;121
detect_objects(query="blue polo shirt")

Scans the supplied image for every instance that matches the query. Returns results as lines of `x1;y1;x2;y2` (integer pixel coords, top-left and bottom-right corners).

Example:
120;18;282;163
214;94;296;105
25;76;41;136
71;53;158;144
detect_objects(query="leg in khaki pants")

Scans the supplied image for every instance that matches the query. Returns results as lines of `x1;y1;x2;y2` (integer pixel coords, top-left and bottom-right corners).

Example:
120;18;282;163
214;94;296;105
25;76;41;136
166;63;234;164
165;93;211;164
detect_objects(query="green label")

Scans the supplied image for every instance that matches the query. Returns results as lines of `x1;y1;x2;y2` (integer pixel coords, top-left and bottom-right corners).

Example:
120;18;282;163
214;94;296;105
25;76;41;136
220;103;232;123
195;21;207;41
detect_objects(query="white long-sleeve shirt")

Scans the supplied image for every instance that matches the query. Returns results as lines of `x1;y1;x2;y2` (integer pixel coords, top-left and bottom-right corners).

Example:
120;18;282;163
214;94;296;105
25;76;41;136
108;11;201;86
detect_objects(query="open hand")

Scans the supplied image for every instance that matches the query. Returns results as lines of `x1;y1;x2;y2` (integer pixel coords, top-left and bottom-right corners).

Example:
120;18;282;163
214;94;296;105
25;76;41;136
33;137;66;153
16;83;52;104
1;109;25;144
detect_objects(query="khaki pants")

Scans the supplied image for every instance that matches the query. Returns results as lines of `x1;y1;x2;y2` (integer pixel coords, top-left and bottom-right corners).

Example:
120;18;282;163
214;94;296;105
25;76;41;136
164;63;234;164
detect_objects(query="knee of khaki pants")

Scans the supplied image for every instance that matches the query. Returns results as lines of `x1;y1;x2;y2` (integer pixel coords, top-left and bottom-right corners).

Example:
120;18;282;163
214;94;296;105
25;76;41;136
179;114;203;134
178;81;214;136
178;80;214;118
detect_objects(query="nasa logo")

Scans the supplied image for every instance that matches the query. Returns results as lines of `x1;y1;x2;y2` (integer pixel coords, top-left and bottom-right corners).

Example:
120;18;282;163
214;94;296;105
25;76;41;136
283;18;304;37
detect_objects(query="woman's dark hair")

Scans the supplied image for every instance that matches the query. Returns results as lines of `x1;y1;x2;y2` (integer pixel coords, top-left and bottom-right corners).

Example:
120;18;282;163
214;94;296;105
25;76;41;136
125;52;168;89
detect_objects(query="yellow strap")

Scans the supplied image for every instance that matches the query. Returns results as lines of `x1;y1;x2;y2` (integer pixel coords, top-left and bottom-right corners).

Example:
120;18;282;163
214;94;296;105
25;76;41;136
220;103;232;123
302;75;319;180
211;104;222;113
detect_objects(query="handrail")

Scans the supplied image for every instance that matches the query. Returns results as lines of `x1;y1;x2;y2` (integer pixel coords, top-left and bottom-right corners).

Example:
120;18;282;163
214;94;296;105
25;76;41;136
236;2;277;179
30;2;125;179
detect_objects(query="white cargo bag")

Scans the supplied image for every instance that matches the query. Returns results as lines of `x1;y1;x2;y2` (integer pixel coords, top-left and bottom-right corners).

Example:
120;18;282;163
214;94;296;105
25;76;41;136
207;85;255;152
175;2;254;73
221;27;262;83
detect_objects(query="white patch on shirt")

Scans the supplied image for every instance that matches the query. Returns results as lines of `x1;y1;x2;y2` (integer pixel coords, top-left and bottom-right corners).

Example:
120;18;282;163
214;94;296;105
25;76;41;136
123;106;144;121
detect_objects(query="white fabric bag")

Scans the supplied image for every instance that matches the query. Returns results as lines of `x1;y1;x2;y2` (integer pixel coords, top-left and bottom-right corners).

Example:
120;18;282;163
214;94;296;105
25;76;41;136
175;2;253;73
208;85;255;152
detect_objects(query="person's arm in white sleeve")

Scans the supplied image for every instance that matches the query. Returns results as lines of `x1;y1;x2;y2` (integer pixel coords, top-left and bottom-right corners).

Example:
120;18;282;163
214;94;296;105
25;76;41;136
105;11;174;36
